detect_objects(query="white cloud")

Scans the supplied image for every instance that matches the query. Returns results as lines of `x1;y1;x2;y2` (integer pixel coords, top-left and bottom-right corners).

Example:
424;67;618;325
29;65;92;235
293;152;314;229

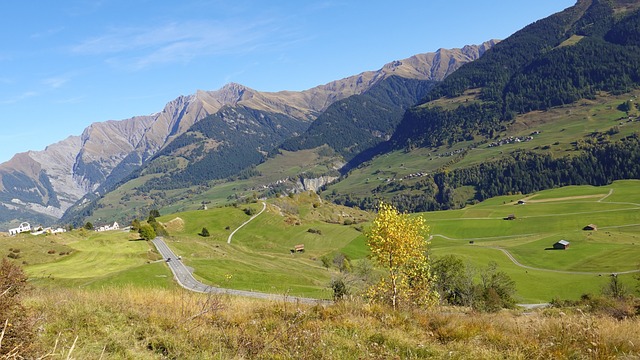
1;91;38;105
43;76;69;89
71;19;292;70
30;26;65;39
53;96;85;104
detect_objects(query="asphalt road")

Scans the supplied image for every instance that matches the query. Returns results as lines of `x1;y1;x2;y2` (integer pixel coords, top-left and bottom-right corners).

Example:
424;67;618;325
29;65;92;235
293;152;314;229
151;237;331;305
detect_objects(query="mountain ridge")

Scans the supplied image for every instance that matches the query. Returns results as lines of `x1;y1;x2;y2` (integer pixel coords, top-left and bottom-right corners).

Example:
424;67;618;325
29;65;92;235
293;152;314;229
0;41;496;228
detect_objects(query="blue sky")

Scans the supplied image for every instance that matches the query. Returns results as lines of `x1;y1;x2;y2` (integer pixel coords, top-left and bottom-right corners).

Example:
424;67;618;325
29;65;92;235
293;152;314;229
0;1;576;163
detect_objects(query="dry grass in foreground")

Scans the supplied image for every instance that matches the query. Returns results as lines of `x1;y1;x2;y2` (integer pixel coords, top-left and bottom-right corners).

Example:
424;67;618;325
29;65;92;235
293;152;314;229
3;287;640;359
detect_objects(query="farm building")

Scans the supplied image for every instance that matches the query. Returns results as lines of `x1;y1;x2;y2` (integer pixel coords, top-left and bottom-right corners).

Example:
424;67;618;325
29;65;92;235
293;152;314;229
553;240;570;250
8;222;31;235
290;244;305;253
96;222;120;232
583;224;598;231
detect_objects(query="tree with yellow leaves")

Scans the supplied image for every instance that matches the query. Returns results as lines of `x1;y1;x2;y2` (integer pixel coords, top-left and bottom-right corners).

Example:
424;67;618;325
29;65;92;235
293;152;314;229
366;202;438;309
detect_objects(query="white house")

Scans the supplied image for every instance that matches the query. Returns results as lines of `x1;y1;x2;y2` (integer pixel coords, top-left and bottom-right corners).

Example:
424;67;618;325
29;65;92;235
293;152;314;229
40;227;66;235
28;226;67;236
50;227;66;234
96;222;120;232
8;222;31;236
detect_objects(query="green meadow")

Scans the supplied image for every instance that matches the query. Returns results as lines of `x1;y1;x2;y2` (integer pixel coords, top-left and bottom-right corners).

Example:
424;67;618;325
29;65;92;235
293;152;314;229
426;180;640;302
160;194;369;299
15;230;173;289
4;180;639;303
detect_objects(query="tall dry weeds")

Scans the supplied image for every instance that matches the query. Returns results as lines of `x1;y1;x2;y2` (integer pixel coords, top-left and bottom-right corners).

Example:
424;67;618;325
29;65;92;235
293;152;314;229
0;259;36;358
4;286;639;359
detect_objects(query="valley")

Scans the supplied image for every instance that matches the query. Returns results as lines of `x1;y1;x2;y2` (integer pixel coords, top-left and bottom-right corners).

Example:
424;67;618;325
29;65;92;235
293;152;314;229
3;1;640;357
5;180;638;305
4;180;640;358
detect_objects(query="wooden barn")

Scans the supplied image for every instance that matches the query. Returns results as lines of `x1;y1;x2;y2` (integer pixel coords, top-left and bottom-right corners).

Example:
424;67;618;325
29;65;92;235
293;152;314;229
553;240;570;250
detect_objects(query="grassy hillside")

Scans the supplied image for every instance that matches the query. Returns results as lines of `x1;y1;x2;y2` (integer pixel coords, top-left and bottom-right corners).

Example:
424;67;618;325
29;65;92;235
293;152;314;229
5;181;639;304
426;180;640;302
10;193;369;299
10;230;173;289
159;193;369;299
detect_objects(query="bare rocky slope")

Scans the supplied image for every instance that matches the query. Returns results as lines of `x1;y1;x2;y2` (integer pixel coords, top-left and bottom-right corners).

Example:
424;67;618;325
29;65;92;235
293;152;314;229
0;41;496;228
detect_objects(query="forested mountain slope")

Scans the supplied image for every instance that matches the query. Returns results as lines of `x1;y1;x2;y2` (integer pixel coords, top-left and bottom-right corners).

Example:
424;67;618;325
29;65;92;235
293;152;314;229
392;0;640;149
326;0;640;212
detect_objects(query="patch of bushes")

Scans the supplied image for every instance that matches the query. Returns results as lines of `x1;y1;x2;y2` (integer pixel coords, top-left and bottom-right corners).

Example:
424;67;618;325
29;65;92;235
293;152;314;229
432;256;516;312
551;293;640;320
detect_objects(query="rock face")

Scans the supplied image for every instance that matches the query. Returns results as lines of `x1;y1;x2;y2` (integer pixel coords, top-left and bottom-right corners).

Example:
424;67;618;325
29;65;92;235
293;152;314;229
297;176;339;193
0;41;496;226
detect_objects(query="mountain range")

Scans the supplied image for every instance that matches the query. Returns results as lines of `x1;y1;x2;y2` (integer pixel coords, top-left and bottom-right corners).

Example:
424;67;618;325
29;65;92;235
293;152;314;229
7;0;640;230
0;42;496;228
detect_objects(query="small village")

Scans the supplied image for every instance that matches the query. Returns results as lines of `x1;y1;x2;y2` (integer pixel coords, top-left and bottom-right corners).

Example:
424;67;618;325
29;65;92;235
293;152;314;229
487;134;537;148
7;221;121;236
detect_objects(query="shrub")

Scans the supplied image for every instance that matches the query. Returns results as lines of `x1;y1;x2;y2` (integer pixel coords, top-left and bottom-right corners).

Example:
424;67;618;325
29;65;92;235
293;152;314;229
330;278;348;301
151;221;168;237
333;253;351;273
200;227;210;237
320;256;331;269
138;224;156;241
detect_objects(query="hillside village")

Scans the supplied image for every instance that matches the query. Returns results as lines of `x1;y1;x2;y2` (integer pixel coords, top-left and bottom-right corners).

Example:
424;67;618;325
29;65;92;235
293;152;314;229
6;221;121;236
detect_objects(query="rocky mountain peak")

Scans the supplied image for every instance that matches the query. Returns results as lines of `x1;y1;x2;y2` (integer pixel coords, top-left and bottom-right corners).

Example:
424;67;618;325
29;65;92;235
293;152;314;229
209;82;255;106
0;41;497;227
